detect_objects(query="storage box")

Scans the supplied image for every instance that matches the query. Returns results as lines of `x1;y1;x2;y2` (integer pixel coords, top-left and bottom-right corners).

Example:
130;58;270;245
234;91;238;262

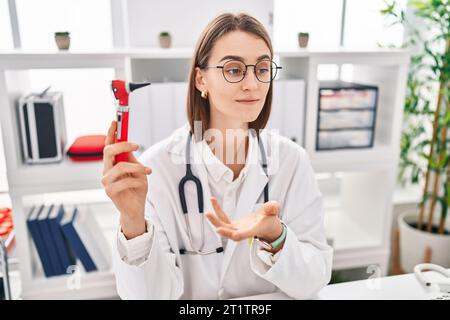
317;129;373;150
316;81;378;151
17;92;66;164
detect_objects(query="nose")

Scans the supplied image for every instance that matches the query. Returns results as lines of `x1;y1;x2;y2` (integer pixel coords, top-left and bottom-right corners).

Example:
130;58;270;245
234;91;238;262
241;66;259;90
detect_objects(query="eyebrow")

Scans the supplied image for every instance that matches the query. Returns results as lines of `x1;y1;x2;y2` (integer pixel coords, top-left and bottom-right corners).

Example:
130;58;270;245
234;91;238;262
219;54;271;63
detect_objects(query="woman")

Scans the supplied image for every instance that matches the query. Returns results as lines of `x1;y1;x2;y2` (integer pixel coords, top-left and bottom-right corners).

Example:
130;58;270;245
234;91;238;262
102;13;333;300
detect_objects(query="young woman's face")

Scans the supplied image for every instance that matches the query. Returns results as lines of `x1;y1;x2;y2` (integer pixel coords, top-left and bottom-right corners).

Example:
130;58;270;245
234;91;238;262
196;31;272;128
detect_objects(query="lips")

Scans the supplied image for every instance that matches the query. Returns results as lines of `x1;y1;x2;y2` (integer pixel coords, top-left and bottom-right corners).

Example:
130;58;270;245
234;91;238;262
235;99;260;104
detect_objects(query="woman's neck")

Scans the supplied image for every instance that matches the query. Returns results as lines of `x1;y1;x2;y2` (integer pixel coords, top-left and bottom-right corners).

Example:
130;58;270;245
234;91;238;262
208;118;249;180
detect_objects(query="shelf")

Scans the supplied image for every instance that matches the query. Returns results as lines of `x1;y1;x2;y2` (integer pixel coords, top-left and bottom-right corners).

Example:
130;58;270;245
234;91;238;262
325;208;381;251
317;127;374;132
309;145;395;173
7;157;103;196
22;269;117;300
278;48;410;65
0;48;193;70
324;206;390;272
23;200;118;299
0;47;410;68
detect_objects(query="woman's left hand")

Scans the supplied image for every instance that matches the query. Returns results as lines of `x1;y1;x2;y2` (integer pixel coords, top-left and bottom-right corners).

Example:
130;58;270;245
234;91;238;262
205;197;284;252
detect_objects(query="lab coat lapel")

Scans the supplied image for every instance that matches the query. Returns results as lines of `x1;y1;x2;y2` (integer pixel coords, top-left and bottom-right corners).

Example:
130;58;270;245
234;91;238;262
219;150;269;285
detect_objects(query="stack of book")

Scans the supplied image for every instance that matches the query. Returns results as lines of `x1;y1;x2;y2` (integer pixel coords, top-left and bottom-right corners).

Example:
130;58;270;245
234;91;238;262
26;204;111;277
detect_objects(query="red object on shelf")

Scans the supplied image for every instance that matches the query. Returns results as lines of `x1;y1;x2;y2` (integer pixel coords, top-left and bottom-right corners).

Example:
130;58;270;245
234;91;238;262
66;135;106;162
0;207;15;255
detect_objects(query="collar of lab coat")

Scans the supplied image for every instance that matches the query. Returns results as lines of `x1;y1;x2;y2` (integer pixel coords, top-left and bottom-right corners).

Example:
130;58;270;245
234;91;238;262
165;124;268;190
197;128;254;184
165;124;269;282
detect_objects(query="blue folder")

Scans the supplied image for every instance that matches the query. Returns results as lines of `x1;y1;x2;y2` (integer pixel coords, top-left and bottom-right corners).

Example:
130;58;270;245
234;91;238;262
38;204;65;275
59;206;97;272
26;205;55;277
47;204;76;275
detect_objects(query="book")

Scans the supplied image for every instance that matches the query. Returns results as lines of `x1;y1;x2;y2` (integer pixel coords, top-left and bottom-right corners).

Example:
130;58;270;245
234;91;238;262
38;204;65;275
26;205;54;277
59;206;97;272
47;204;76;274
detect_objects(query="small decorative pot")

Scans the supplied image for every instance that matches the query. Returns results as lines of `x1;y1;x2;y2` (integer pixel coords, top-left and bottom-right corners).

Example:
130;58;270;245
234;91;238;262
159;33;172;49
298;32;309;49
55;32;70;50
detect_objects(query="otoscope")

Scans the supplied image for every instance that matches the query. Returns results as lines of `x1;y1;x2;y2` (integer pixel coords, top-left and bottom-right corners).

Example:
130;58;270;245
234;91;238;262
111;80;151;163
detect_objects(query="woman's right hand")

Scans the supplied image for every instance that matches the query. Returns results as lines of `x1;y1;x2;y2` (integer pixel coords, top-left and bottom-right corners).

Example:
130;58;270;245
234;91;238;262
102;121;152;240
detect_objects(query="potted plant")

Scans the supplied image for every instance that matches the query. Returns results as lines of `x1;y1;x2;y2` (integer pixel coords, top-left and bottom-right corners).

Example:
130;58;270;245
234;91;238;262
54;31;70;50
159;31;172;48
298;32;309;48
382;0;450;272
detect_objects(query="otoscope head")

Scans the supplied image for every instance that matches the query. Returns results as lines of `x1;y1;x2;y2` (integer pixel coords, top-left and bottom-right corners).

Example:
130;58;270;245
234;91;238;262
129;82;151;92
111;80;126;101
111;80;151;106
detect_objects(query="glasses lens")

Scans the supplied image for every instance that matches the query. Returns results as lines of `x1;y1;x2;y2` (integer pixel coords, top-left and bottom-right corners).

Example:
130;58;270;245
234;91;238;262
256;60;276;83
255;60;276;82
222;60;246;83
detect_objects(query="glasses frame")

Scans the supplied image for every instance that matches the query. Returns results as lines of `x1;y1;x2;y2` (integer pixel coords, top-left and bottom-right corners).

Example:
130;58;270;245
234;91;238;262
204;59;283;83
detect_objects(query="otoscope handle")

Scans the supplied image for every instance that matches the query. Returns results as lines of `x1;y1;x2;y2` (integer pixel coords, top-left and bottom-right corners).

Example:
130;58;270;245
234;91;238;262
114;108;129;163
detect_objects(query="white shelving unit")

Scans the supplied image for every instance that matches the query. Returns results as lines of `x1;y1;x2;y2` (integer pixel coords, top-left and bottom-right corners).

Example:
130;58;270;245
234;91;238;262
277;49;409;272
0;51;128;299
0;47;409;299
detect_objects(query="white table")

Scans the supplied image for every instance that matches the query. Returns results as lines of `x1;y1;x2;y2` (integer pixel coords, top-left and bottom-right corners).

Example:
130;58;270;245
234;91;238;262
234;270;450;300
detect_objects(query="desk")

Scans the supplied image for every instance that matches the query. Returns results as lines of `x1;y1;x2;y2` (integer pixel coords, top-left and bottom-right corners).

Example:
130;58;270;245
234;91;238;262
234;270;450;300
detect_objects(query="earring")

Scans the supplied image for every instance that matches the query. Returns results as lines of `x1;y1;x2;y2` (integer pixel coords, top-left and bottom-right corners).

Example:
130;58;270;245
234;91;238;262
201;91;208;99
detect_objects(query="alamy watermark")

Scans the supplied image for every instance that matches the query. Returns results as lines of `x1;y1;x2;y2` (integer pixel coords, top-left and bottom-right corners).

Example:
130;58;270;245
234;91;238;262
169;121;281;175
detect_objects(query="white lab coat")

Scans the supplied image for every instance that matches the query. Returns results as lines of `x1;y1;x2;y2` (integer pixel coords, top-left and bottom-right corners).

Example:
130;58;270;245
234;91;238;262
113;124;333;300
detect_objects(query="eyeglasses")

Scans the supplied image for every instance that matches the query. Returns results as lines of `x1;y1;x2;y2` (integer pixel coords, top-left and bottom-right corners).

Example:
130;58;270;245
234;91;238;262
204;60;282;83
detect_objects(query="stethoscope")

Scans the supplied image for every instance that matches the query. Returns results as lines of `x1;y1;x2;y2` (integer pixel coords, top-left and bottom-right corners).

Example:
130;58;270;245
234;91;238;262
178;131;269;255
414;263;450;294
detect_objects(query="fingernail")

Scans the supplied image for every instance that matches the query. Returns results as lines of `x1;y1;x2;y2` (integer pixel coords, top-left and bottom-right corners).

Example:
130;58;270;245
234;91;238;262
145;167;151;173
132;143;139;149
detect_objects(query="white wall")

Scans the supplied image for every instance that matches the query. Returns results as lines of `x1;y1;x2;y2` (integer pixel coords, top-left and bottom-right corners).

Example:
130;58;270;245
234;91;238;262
273;0;406;51
274;0;343;50
0;0;13;50
16;0;113;50
344;0;406;48
126;0;274;48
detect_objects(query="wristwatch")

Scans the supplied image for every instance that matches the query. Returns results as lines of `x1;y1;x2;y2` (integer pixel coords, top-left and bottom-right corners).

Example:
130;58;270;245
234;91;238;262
254;222;287;251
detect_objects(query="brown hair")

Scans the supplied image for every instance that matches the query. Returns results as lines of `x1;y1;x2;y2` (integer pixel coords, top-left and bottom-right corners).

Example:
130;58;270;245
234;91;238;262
186;13;273;137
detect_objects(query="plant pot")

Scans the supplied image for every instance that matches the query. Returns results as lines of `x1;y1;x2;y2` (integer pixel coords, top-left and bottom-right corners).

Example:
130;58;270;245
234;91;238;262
159;35;171;48
298;33;309;48
55;35;70;50
398;211;450;272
